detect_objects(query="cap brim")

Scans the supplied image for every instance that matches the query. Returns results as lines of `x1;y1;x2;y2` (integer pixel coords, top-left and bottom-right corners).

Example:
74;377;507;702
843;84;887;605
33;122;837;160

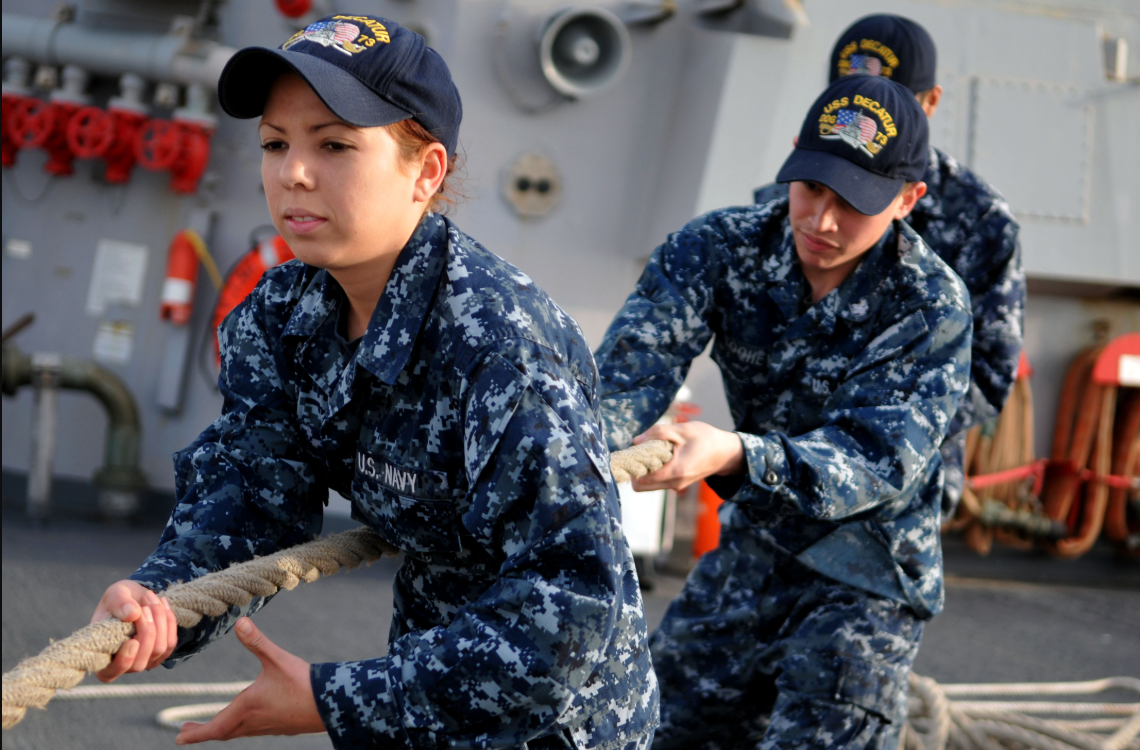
218;47;414;127
776;147;904;216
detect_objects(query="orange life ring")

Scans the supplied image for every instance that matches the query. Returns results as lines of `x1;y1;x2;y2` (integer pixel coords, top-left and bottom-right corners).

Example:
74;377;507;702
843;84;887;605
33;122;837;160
211;235;294;363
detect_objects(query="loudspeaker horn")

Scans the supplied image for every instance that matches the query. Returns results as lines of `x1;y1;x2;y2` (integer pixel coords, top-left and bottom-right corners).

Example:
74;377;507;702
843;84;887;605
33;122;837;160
538;7;632;99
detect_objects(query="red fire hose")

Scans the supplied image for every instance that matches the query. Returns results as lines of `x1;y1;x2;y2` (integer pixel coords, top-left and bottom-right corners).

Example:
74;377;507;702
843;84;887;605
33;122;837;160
951;336;1139;558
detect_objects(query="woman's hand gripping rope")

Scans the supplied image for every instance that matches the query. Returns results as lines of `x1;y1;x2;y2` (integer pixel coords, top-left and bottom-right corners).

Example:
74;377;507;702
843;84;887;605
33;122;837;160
91;581;179;681
1;526;398;730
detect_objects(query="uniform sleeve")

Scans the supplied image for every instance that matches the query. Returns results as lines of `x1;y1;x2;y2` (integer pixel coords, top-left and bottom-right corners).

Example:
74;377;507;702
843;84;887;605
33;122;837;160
128;287;325;663
310;349;647;750
722;298;972;521
594;221;722;450
950;207;1024;435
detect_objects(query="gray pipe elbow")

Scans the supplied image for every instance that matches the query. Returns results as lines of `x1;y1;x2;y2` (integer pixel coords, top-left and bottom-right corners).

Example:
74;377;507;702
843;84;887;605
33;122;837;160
55;357;143;477
1;344;33;396
2;343;146;496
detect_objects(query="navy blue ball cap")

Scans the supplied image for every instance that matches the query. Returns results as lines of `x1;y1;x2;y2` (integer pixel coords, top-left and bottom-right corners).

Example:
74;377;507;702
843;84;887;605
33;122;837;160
829;14;936;94
776;75;928;215
218;15;462;158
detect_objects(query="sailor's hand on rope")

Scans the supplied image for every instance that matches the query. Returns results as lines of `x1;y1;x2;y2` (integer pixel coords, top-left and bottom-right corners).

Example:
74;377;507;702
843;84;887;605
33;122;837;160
175;618;323;744
91;580;178;681
627;422;745;492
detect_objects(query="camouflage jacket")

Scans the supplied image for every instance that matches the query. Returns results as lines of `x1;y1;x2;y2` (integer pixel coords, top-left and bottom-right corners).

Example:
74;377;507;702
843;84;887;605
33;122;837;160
595;201;972;618
130;214;658;750
755;146;1024;435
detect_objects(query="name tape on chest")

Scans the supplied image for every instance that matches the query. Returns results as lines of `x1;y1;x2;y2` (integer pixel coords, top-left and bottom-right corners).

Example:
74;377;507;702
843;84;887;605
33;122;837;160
356;451;449;497
720;336;768;366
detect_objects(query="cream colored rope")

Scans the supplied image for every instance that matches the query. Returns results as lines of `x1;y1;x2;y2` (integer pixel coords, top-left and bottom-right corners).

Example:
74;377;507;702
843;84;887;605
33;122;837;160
2;443;676;730
610;440;674;484
1;526;398;729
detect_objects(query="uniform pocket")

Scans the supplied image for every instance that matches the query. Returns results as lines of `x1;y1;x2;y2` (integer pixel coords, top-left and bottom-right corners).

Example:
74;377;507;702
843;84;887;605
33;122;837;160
844;311;930;378
711;334;770;389
833;656;905;723
352;453;462;555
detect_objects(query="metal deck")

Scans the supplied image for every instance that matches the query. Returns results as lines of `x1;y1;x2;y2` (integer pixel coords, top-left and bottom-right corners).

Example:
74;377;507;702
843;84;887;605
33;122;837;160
2;501;1136;750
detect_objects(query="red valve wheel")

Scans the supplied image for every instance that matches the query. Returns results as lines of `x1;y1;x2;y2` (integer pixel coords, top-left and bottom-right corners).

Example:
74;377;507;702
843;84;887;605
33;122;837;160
8;98;55;149
66;106;116;159
135;119;183;170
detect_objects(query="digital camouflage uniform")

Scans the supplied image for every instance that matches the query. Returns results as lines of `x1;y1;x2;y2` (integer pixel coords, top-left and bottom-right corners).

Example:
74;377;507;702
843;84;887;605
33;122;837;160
131;214;659;750
594;200;972;749
755;145;1025;516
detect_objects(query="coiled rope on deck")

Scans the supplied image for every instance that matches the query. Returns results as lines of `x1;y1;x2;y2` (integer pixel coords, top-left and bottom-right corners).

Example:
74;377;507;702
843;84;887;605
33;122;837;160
1;526;399;729
39;672;1140;745
904;674;1140;750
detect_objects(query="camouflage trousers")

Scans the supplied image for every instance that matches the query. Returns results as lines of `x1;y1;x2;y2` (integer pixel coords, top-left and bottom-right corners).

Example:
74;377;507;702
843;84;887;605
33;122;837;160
649;527;924;750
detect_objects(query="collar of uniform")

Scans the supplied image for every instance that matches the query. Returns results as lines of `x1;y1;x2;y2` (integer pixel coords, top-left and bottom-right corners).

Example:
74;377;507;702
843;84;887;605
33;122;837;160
279;270;359;397
834;221;898;325
763;222;810;323
915;146;943;213
780;221;896;340
357;213;450;385
926;145;941;183
282;267;342;340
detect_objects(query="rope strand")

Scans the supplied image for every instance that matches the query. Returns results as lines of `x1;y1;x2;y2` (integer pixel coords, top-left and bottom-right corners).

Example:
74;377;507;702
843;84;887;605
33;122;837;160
1;526;398;729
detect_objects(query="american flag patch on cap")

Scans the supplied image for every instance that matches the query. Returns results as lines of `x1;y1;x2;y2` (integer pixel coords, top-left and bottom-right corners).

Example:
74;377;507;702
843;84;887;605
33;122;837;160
283;20;361;56
849;54;883;76
836;109;878;145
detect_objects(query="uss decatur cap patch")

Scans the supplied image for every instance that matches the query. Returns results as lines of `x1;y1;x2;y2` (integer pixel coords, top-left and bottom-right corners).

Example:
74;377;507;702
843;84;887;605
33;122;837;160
219;14;462;158
776;75;928;215
829;14;937;94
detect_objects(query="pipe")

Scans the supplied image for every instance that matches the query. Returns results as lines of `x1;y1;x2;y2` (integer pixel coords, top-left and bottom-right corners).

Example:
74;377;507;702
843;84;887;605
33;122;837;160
27;354;60;519
978;499;1067;540
2;13;235;90
3;343;147;517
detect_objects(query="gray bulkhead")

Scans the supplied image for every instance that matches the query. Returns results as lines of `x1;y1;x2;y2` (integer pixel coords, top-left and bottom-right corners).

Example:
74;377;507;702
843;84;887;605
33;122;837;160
2;0;1137;500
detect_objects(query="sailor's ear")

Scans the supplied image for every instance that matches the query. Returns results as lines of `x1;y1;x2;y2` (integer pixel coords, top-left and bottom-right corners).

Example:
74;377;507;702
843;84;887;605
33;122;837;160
894;181;927;220
917;85;942;118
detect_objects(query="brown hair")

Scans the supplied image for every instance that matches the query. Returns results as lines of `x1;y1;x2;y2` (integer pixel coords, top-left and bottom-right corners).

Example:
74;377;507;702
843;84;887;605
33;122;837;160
385;118;462;215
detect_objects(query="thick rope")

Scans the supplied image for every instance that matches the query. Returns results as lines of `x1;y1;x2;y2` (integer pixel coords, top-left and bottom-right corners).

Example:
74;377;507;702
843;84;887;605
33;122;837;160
610;440;674;484
1;526;398;729
1;444;671;730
